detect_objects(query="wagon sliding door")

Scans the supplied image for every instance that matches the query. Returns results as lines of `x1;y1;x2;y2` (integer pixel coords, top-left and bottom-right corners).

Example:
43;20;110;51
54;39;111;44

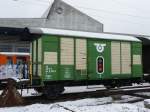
121;42;131;75
111;41;131;77
60;38;74;80
111;42;121;75
75;39;87;80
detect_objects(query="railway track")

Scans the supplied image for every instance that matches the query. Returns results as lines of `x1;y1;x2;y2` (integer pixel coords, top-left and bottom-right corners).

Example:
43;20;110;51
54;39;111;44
81;84;150;92
23;85;150;105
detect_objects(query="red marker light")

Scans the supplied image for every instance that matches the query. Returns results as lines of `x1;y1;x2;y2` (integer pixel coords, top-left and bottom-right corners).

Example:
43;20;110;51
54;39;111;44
97;56;104;74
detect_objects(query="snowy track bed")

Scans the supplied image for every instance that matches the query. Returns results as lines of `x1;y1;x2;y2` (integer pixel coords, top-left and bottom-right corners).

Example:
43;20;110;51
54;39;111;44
0;87;150;112
0;97;150;112
2;85;150;112
2;85;150;105
17;86;150;106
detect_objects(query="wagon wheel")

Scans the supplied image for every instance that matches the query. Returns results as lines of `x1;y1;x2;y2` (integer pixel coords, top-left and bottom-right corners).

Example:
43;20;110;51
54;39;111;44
44;84;64;99
34;87;43;93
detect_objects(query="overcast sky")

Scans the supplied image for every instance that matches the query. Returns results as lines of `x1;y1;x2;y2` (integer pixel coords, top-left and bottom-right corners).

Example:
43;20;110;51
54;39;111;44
0;0;150;36
0;0;52;18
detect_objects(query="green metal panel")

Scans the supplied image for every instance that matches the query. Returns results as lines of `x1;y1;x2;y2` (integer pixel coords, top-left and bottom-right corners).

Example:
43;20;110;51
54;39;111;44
87;39;111;80
132;42;143;78
42;35;59;81
60;65;74;80
75;70;87;80
43;65;58;80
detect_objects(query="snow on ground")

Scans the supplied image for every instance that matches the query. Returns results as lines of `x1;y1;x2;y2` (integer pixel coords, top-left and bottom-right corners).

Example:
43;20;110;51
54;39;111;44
18;89;42;97
1;83;150;96
1;84;150;112
64;85;105;93
0;88;150;112
0;85;106;97
135;92;150;97
0;98;150;112
114;95;143;103
16;85;150;98
132;83;150;86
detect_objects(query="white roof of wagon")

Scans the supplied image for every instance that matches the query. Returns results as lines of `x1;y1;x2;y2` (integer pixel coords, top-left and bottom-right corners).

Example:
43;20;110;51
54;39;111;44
29;28;140;42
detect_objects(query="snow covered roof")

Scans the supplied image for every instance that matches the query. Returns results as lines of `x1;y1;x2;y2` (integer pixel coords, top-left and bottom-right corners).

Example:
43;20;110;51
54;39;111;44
29;28;140;42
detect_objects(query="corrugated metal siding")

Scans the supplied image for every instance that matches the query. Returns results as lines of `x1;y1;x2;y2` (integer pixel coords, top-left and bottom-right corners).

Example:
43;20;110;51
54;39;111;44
44;52;58;64
38;38;42;62
38;64;42;76
121;42;131;74
111;41;121;74
61;38;74;65
76;39;87;70
133;55;141;65
37;38;42;76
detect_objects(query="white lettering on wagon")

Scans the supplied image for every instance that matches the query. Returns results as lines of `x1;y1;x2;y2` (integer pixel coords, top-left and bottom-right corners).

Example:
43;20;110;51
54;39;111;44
45;65;57;79
94;43;106;53
45;65;56;74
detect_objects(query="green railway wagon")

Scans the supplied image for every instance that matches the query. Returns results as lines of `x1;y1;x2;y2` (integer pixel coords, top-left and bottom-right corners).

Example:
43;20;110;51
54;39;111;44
30;28;142;97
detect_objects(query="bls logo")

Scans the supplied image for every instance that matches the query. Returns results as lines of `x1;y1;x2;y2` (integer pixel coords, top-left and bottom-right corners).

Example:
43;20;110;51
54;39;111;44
94;43;106;53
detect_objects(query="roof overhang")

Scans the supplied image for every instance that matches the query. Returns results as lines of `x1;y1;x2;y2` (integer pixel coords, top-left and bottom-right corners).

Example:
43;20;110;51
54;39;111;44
0;27;35;41
137;37;150;45
29;27;141;42
0;27;29;35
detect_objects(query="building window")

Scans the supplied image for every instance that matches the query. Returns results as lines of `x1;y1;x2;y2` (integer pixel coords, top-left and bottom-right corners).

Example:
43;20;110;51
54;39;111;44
0;45;12;52
16;48;30;52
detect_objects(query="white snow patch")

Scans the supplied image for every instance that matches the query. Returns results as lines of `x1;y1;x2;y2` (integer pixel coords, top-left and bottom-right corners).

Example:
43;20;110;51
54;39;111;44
58;97;113;107
19;89;41;97
135;92;150;97
132;83;150;86
134;101;145;108
0;89;41;97
0;97;149;112
1;85;150;112
64;85;105;93
144;99;150;105
0;104;69;112
114;95;143;103
68;103;149;112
